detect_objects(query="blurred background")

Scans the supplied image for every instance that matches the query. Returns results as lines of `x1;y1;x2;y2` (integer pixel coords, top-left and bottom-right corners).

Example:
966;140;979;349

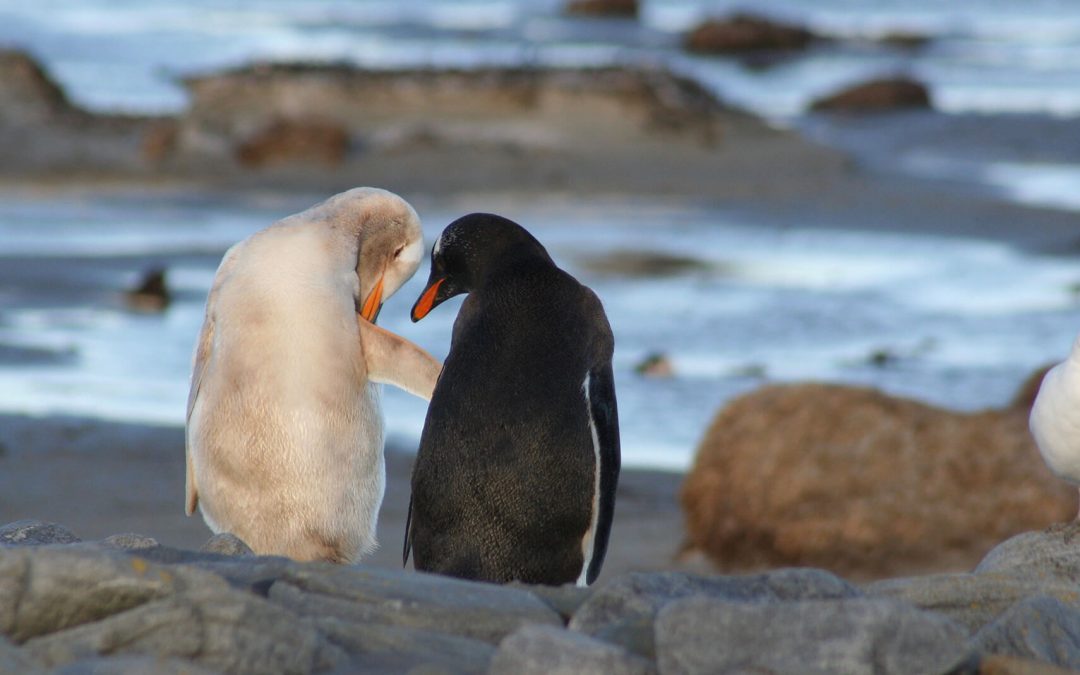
0;0;1079;474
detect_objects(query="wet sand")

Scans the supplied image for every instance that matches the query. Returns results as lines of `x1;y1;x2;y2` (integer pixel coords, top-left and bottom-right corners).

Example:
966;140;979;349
0;413;698;584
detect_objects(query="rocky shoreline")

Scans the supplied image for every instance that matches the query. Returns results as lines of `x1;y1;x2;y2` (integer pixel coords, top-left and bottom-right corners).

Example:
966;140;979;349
3;519;1080;673
0;49;846;199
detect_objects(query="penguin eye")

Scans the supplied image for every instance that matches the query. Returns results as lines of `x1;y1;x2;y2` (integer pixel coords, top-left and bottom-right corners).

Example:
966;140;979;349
393;245;404;259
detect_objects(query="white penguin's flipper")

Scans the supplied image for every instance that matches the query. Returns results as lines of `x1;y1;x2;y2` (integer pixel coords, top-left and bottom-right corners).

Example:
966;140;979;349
358;318;442;401
185;313;213;516
185;243;243;517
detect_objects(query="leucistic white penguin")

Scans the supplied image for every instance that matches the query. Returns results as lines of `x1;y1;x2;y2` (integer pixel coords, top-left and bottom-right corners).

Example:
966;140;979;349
404;213;621;586
185;187;442;563
1031;335;1080;520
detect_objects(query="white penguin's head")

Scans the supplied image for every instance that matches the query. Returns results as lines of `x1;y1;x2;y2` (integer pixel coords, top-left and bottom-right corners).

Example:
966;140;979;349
310;187;424;324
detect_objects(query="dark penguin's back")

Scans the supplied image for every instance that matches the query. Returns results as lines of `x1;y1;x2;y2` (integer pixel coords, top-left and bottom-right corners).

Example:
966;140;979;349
407;216;620;585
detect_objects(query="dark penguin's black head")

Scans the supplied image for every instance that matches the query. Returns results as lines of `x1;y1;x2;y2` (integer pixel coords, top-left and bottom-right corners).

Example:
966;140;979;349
411;213;550;321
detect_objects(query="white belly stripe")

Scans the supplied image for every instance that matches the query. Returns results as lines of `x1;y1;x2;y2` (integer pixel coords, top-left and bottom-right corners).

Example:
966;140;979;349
577;372;602;587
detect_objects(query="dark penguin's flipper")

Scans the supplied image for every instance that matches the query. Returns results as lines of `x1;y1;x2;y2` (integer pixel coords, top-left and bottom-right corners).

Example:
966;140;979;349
403;494;414;567
586;361;621;585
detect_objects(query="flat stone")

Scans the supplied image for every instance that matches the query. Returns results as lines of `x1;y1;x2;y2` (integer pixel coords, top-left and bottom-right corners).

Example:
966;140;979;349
975;526;1080;584
655;596;971;675
313;613;493;674
490;624;655;675
98;534;159;551
0;547;229;642
0;520;80;546
865;572;1080;633
0;634;44;674
509;582;593;622
569;569;860;658
971;596;1080;669
271;565;561;644
23;584;346;674
52;655;217;674
200;533;254;557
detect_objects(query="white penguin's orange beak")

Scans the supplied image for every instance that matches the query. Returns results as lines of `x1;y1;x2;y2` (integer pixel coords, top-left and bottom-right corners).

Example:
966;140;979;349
360;274;385;323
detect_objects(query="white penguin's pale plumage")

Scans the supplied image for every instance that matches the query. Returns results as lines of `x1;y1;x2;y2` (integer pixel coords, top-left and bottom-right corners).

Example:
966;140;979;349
185;187;442;563
1030;335;1080;519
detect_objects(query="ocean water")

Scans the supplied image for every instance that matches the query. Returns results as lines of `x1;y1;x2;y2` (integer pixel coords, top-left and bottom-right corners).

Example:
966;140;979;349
1;192;1078;470
1;1;1079;469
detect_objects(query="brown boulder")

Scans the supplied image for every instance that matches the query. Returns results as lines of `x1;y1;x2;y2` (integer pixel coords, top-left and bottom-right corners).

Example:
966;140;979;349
564;0;638;18
234;117;350;168
810;76;932;112
684;14;818;54
680;367;1073;580
0;49;77;125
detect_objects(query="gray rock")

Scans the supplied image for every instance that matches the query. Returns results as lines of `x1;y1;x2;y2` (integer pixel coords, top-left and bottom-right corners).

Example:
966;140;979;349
490;624;655;675
200;532;254;557
0;547;230;642
0;520;80;546
270;564;561;644
971;596;1080;669
655;596;971;675
314;613;494;674
97;534;159;551
53;655;217;674
509;582;593;622
864;572;1080;633
0;634;44;674
569;568;860;658
22;584;346;674
976;526;1080;583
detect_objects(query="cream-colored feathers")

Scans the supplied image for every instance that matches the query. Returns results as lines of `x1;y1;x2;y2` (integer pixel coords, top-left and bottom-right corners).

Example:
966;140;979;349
185;187;440;562
1031;335;1080;519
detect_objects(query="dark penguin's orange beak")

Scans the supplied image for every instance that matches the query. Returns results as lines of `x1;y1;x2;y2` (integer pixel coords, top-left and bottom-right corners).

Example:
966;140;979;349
411;277;445;322
360;274;385;323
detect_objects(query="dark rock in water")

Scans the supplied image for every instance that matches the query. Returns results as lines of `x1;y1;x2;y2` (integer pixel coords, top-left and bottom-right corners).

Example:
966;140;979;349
975;526;1080;584
98;534;159;551
0;50;77;125
971;596;1080;670
878;31;932;50
865;572;1080;634
576;250;713;278
490;624;654;675
810;76;932;112
201;533;254;557
235;117;350;168
124;268;171;312
655;596;971;675
140;119;179;164
269;564;561;644
0;520;81;546
634;353;674;378
684;14;819;54
569;569;860;658
564;0;638;18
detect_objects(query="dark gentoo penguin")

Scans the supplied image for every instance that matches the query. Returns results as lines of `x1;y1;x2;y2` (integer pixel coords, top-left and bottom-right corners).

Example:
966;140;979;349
405;212;620;586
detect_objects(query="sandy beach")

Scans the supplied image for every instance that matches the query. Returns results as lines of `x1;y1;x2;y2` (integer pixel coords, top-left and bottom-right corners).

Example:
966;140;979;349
0;413;694;585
